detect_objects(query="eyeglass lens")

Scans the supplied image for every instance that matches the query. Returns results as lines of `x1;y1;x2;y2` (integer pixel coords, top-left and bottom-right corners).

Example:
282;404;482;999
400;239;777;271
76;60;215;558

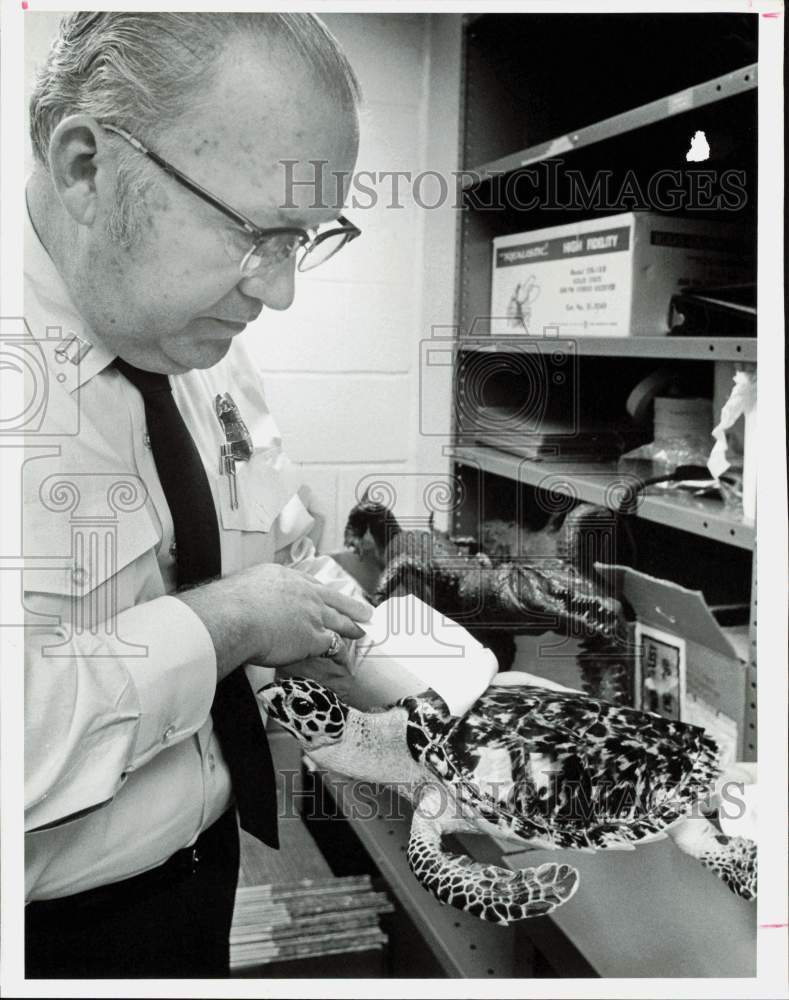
240;230;351;276
297;232;352;272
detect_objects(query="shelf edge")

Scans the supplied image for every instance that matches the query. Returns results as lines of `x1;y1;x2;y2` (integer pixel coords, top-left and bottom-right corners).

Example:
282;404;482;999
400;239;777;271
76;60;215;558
454;335;757;363
463;63;758;186
450;445;756;551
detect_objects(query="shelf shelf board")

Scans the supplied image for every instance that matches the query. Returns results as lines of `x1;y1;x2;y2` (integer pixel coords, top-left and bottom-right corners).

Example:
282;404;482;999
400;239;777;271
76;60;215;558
317;770;755;978
318;769;522;977
499;837;755;978
450;445;755;550
463;63;758;186
456;335;756;362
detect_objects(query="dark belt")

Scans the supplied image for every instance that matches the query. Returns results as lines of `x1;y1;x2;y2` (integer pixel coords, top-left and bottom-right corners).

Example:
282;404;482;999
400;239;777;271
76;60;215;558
27;808;238;917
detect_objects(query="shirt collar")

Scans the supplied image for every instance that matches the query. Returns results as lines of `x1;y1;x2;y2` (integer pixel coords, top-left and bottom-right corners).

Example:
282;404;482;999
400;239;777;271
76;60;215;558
24;196;116;394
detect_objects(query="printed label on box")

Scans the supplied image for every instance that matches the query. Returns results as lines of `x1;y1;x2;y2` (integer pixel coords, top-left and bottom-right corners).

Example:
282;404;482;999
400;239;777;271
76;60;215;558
635;622;686;721
494;225;632;336
491;212;751;337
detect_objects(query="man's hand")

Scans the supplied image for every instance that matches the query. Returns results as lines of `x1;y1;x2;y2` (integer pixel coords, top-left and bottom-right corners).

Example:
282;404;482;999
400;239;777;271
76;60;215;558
177;563;372;682
275;653;358;702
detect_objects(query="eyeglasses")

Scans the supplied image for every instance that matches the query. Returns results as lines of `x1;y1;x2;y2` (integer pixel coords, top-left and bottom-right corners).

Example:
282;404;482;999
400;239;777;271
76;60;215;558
102;124;361;276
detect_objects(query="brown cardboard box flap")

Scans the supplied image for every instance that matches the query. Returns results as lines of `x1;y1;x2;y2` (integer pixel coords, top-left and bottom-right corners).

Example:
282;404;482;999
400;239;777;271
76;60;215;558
600;564;739;659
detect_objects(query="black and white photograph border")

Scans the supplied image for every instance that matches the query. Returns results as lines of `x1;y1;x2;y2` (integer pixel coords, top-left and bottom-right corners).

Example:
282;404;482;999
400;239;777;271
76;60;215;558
0;2;786;999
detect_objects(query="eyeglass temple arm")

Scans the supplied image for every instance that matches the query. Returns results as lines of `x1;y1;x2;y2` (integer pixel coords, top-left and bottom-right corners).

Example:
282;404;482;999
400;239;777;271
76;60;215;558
103;124;260;235
103;124;361;242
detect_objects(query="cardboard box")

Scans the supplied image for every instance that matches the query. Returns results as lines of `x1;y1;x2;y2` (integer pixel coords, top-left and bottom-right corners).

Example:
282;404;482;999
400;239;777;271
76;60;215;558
607;565;752;764
491;213;751;337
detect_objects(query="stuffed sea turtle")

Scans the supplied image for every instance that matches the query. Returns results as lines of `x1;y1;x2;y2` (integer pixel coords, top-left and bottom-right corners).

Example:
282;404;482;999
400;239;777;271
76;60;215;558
258;677;757;925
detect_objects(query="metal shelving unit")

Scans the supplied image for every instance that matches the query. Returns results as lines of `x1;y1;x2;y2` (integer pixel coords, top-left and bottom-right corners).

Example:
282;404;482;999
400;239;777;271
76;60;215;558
450;444;755;550
463;64;757;184
447;13;758;977
457;336;756;363
452;12;757;560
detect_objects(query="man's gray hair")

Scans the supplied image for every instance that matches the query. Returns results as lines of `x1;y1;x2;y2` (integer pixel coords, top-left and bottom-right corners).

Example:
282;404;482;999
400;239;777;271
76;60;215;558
30;12;361;164
29;12;362;245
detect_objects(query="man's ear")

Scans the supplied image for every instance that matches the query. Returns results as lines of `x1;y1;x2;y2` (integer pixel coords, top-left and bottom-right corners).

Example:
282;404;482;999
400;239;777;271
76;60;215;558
47;115;108;226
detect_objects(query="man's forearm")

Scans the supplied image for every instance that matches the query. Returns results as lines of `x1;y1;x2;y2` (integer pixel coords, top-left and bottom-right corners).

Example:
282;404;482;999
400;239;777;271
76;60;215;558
174;562;372;681
177;577;260;682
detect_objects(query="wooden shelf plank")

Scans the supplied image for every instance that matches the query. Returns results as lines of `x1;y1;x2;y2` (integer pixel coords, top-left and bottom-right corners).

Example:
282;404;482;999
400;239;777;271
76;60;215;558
450;445;755;550
456;335;756;363
464;64;757;185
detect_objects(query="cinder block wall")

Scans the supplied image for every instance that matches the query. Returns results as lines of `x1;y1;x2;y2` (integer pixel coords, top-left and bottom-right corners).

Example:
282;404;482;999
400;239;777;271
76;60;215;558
251;13;462;551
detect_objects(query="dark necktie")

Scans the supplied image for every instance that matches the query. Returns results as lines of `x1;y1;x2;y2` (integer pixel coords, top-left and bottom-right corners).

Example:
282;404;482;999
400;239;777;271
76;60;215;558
115;358;279;848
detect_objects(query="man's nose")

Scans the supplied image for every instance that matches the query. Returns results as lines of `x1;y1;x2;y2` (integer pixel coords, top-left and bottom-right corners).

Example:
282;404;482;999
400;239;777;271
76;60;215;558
237;258;296;310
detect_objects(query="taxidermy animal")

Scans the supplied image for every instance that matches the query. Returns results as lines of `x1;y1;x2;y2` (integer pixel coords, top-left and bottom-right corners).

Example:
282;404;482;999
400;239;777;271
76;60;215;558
344;496;632;701
260;677;757;925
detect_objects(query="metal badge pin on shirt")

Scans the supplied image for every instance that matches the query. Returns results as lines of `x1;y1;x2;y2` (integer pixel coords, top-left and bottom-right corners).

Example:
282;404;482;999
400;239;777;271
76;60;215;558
214;392;253;510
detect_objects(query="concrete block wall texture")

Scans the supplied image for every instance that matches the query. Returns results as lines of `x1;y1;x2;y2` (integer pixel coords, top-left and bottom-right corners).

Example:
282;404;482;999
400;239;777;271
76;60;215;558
252;13;463;552
23;12;463;553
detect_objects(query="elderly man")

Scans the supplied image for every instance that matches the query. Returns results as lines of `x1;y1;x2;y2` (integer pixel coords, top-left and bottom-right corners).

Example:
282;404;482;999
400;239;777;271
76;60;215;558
23;12;377;979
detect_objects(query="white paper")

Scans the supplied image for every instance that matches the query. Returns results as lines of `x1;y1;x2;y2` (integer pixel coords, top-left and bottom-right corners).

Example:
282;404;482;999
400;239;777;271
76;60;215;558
684;693;739;768
713;763;758;842
707;369;757;479
352;595;499;717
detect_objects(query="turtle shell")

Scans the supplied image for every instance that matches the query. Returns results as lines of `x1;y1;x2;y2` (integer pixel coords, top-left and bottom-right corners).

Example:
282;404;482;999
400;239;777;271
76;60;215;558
418;685;721;851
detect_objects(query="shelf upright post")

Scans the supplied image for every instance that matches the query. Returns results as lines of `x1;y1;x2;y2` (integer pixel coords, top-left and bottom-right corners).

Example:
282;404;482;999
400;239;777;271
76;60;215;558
746;542;757;761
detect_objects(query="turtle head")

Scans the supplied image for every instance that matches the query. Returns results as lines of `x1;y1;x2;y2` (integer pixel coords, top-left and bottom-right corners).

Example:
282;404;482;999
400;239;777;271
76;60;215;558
258;677;349;749
344;493;401;570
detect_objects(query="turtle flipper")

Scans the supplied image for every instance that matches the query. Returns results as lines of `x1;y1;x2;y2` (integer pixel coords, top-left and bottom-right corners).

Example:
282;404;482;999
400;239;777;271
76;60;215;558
670;817;757;900
699;833;757;900
407;786;579;924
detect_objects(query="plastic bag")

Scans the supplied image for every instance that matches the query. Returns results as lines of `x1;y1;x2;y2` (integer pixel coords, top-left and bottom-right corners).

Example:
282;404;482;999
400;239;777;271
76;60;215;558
707;370;757;521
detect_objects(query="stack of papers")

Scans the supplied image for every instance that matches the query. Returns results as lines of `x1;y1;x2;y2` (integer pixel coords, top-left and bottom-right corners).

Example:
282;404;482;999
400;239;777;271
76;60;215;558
230;875;392;972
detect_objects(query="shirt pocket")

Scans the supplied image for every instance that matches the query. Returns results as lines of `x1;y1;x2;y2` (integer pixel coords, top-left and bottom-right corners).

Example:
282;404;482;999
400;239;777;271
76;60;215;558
23;477;161;634
216;444;305;534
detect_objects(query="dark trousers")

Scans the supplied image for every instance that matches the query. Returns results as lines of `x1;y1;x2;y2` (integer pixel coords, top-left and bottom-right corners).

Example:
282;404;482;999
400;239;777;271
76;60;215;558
25;808;240;979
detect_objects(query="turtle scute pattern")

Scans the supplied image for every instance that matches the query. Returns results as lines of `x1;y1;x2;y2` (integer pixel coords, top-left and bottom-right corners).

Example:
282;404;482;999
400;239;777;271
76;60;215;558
262;676;348;742
407;823;578;924
701;833;758;900
432;685;721;851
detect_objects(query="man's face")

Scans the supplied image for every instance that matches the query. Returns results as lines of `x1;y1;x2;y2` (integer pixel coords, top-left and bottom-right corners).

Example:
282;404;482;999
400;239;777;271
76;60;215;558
81;38;359;373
